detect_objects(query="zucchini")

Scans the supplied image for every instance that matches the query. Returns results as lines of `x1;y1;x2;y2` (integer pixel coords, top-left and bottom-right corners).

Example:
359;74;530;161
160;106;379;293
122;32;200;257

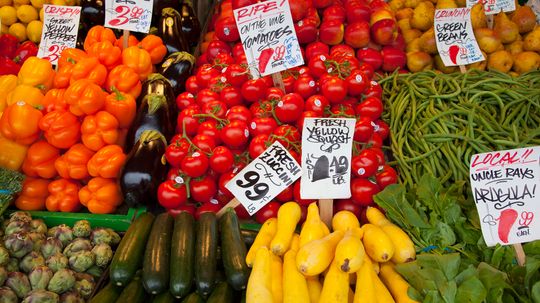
207;281;234;303
170;211;195;298
151;291;175;303
143;213;174;295
116;276;147;303
194;211;218;298
181;292;204;303
88;281;122;303
220;209;250;290
240;229;258;247
110;213;155;286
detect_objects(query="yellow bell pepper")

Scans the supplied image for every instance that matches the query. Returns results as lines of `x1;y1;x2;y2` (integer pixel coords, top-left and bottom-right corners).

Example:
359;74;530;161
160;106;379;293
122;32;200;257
17;57;55;93
0;75;18;112
0;133;29;171
7;85;45;107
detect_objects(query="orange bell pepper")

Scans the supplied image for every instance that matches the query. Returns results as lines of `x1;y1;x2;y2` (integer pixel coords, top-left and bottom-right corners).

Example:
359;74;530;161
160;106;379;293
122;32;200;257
0;134;28;170
42;89;67;113
0;101;43;145
0;75;18;112
15;177;50;211
104;89;136;128
70;57;108;86
84;26;117;51
105;65;142;99
81;111;120;151
79;177;122;214
22;140;60;179
64;79;106;116
6;85;44;107
122;46;153;81
58;48;89;69
87;40;122;70
138;35;167;64
54;144;95;180
115;34;139;50
46;178;81;212
53;64;74;89
87;144;126;178
39;110;81;149
17;57;55;93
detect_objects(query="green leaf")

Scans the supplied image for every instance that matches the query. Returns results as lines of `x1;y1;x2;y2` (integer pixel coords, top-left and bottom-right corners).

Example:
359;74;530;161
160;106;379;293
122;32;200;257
455;265;478;285
373;184;431;229
417;254;461;281
455;276;487;303
396;261;438;292
416;174;443;209
524;241;540;255
477;262;511;303
532;281;540;303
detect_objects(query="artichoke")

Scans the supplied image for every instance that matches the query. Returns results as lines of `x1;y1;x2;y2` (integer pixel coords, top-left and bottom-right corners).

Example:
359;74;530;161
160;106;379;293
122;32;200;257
84;265;103;278
46;227;58;238
22;289;59;303
9;212;32;224
28;232;46;253
47;269;75;294
62;239;91;258
0;267;7;285
41;238;63;259
30;220;48;235
72;221;91;239
4;220;30;236
91;243;113;268
29;266;54;290
5;271;31;298
52;225;73;247
4;232;33;258
6;258;19;272
0;286;18;303
73;278;94;299
106;229;121;246
90;228;113;245
20;251;46;273
46;253;68;273
68;251;95;273
0;246;9;266
59;291;83;303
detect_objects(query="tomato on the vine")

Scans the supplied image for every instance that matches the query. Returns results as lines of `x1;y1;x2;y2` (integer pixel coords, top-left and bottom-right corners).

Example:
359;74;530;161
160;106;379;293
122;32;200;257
185;76;200;94
321;76;348;104
275;93;305;123
296;110;320;130
157;180;188;209
248;134;270;159
190;176;218;203
255;201;280;223
354;116;374;143
249;117;278;137
197;120;221;144
346;70;369;96
220;120;250;148
167;204;197;217
305;42;329;62
176;92;196;110
266;87;285;100
220;86;244;107
364;80;383;99
226;105;252;123
196;64;220;88
351;178;380;206
272;125;300;150
181;151;209;178
192;134;216;153
202;100;227;118
373;119;390;140
177;105;201;136
224;64;249;87
219;171;236;197
241;79;267;103
196;88;220;106
356;96;383;120
165;135;191;167
376;165;398;189
352;149;379;178
196;202;222;219
334;199;362;217
305;95;329;114
209;146;234;173
293;76;318;99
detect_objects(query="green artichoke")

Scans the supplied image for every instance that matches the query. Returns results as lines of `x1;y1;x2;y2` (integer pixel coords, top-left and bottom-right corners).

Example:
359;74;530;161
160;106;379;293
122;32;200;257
84;265;103;278
30;220;47;235
0;286;18;303
59;291;83;303
22;289;60;303
62;239;91;258
91;243;113;268
47;269;75;294
72;221;91;239
4;220;30;236
41;238;62;260
52;225;73;247
20;251;46;273
28;232;46;253
29;266;54;290
4;232;33;258
9;212;32;223
106;229;121;246
46;253;68;273
0;246;9;266
5;271;31;298
68;251;95;273
73;278;94;299
6;258;19;272
0;266;7;285
90;228;113;245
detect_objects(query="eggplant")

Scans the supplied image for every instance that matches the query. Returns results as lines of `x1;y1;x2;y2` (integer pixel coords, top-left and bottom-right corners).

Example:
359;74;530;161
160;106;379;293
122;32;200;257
137;74;176;110
125;93;174;152
159;8;190;55
158;52;195;96
153;0;178;26
180;1;201;48
120;130;168;208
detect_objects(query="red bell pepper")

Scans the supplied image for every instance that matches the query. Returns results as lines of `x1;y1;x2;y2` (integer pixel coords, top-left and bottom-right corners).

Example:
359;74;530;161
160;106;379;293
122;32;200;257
0;58;21;76
0;34;18;59
13;41;38;64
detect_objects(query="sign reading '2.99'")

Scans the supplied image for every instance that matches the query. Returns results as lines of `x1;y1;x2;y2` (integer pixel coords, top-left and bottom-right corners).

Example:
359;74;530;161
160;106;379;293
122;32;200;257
104;0;153;33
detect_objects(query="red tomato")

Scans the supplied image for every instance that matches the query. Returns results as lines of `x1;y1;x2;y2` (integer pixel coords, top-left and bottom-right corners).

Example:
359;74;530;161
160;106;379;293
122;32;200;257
272;125;301;150
196;64;220;88
255;201;280;223
177;106;201;136
296;110;321;130
167;204;197;218
275;93;305;123
241;79;268;103
351;178;380;206
206;40;232;62
249;117;278;136
220;86;244;107
346;70;369;96
266;87;285;100
219;171;236;197
357;48;383;72
293;76;318;99
224;64;249;87
373;119;390;140
202;100;227;118
334;199;362;217
210;146;234;173
368;132;384;148
220;120;250;148
192;134;216;153
231;43;245;59
157;180;188;209
366;147;386;165
176;92;196;110
365;81;383;99
295;17;319;44
355;96;383;120
249;134;270;159
305;42;329;63
213;52;235;65
190;176;218;203
214;16;240;42
235;203;252;219
181;151;209;178
185;76;200;94
376;165;398;189
308;55;329;78
165;135;191;167
226;105;252;123
305;95;329;114
196;88;220;106
276;184;294;203
195;202;222;219
293;181;316;206
283;75;296;94
330;44;355;58
330;103;356;117
352;149;379;178
353;117;374;143
321;76;348;104
198;120;221;144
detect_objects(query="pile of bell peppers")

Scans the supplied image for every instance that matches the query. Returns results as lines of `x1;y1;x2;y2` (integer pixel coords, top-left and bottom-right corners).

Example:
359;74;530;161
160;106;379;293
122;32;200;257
0;33;38;76
0;25;168;214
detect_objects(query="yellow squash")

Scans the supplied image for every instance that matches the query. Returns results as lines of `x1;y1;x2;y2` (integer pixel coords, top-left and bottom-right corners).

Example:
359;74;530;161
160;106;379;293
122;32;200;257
246;218;278;267
283;249;310;303
362;224;395;263
270;253;283;303
366;207;391;226
332;211;360;232
373;269;395;303
296;230;344;276
271;202;301;256
334;229;366;273
246;247;274;303
353;256;376;303
289;233;300;252
318;261;349;303
299;203;327;247
306;276;322;303
379;262;420;303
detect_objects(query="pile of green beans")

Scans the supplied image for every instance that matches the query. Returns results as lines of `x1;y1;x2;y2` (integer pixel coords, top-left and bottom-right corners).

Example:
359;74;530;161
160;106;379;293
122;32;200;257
379;70;540;188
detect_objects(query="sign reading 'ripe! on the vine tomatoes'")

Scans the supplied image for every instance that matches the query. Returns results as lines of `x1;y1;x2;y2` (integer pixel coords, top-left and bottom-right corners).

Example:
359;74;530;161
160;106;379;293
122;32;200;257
104;0;152;33
233;0;304;78
37;5;81;65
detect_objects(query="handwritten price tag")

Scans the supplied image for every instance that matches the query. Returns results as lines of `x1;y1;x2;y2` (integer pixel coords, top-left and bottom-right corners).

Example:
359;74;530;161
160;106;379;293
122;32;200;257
37;5;81;65
104;0;152;33
226;141;301;215
469;146;540;246
467;0;516;15
300;118;356;199
434;8;485;67
233;0;304;78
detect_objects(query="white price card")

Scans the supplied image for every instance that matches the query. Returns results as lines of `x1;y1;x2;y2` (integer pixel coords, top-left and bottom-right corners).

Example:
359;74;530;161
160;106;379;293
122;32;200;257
469;147;540;247
233;0;304;78
434;8;485;67
37;5;81;65
466;0;516;15
300;118;356;199
226;141;301;215
104;0;152;33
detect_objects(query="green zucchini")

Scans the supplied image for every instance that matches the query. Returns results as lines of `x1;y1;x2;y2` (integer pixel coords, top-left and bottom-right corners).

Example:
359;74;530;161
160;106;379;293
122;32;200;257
170;211;195;298
181;292;204;303
194;211;218;298
240;229;258;247
89;281;122;303
151;291;175;303
143;213;174;295
116;276;147;303
220;209;250;290
110;213;155;286
207;281;234;303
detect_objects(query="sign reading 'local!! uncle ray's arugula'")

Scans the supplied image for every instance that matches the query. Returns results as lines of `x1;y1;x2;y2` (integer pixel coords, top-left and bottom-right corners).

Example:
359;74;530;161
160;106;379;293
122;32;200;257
233;0;304;78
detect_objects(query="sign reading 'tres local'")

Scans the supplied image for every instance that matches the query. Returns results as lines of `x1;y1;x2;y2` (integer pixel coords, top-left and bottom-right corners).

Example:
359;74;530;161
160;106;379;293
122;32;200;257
434;8;485;67
233;0;304;78
469;146;540;247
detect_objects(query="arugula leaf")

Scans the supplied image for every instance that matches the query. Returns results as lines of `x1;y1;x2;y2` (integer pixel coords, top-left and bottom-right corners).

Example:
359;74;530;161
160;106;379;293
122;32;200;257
477;262;511;303
455;275;487;303
531;281;540;303
373;184;431;229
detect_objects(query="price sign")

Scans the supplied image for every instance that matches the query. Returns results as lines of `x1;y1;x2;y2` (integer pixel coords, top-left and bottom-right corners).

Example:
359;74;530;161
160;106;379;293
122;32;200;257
233;0;304;78
469;147;540;247
527;0;540;24
104;0;152;33
467;0;515;15
300;118;356;199
226;141;301;215
434;8;485;67
37;5;81;65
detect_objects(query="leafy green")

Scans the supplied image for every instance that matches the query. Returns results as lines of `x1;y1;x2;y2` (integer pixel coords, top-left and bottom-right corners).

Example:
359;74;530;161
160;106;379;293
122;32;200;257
0;167;25;216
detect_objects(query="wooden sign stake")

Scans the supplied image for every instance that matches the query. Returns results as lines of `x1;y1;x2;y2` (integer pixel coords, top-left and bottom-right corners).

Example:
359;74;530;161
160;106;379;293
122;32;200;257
272;72;285;92
513;243;526;266
318;199;333;228
459;65;467;73
122;30;130;49
217;198;240;218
